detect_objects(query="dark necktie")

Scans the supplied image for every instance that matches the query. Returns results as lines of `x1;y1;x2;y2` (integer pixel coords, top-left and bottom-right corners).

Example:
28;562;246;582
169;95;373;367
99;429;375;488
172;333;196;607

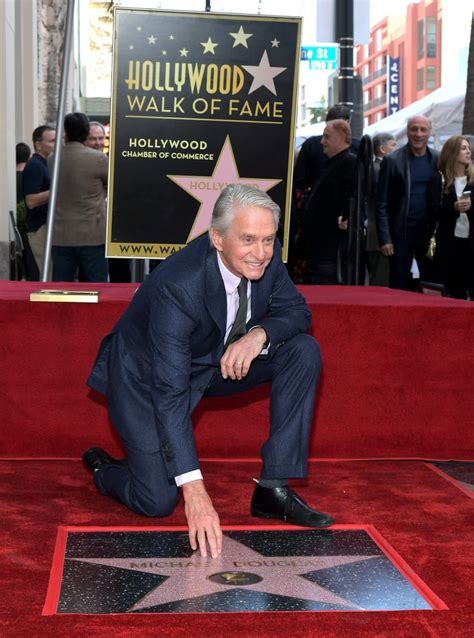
225;278;248;347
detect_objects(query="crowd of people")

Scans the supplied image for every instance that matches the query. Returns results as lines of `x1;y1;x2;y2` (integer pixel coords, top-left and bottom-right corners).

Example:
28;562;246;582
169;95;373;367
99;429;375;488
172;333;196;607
15;114;131;283
291;104;474;299
14;106;473;298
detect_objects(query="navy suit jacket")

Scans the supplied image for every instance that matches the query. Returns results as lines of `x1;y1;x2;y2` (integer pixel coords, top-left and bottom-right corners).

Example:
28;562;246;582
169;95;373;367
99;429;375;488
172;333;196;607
88;234;311;478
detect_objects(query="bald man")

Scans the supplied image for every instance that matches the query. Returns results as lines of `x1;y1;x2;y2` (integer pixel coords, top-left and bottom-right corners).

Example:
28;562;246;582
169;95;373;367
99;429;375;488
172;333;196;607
376;116;439;290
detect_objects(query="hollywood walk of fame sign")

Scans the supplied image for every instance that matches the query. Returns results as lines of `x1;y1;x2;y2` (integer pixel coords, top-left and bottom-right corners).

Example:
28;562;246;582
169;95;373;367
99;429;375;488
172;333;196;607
106;8;301;260
43;528;438;615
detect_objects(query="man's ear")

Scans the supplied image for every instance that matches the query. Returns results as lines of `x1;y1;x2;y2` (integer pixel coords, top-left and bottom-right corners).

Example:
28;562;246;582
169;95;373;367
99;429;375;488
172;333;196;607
210;226;223;252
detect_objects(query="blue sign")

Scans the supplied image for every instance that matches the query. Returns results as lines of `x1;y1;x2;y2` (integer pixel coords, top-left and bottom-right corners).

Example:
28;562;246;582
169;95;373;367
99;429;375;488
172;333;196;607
387;56;401;115
301;46;338;71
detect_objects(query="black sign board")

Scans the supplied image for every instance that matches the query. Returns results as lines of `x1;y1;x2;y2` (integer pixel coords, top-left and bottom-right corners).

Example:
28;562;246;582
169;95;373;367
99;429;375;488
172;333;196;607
107;8;301;260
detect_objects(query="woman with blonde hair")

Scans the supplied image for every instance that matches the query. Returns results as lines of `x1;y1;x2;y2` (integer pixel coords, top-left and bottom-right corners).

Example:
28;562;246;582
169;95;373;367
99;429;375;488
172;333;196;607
428;135;474;299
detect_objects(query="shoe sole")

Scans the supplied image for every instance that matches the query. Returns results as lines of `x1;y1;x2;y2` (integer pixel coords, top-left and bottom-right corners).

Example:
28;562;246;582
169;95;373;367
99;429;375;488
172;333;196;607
251;507;335;528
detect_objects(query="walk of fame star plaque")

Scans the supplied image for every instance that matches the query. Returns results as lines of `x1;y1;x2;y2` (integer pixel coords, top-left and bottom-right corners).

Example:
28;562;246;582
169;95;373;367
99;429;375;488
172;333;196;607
43;525;446;615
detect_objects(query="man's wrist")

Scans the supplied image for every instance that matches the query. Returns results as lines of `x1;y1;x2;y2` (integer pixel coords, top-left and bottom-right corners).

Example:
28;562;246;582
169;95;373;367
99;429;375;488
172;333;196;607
248;325;269;349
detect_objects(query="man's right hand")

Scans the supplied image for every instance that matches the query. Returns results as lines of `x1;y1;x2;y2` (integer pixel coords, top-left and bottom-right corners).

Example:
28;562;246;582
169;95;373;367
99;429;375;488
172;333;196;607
380;243;394;256
182;479;222;558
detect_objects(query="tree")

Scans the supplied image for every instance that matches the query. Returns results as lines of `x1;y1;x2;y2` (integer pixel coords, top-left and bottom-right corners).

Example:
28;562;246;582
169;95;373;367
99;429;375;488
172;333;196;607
462;11;474;134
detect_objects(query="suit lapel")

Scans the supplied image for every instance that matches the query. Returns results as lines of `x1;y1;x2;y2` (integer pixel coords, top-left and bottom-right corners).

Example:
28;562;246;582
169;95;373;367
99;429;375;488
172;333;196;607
204;243;227;342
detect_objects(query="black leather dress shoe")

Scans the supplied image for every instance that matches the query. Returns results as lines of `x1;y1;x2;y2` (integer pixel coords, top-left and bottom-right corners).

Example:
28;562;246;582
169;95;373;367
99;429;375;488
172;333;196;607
82;447;127;473
250;483;335;528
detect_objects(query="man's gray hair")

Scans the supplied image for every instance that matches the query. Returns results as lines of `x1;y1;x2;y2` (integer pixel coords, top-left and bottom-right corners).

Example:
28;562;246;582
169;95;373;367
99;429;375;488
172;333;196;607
210;184;280;237
406;115;431;129
89;121;106;134
373;132;395;156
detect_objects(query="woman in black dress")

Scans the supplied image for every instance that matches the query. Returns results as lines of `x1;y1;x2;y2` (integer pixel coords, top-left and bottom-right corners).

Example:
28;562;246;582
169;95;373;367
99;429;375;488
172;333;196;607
429;136;474;299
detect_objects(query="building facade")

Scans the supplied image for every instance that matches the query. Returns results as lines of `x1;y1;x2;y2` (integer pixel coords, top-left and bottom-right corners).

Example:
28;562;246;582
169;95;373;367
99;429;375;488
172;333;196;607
355;0;442;127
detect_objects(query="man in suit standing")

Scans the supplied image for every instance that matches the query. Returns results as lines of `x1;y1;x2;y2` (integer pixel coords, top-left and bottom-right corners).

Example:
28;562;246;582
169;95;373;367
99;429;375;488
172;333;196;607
376;116;439;290
84;184;334;558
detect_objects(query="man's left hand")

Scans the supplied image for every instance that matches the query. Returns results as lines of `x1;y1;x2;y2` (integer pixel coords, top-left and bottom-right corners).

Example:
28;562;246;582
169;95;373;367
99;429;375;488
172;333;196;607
220;328;267;380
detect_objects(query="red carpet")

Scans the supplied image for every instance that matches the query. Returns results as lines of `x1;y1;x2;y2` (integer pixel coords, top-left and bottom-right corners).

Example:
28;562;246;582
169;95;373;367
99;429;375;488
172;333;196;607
1;459;473;636
1;281;473;635
1;281;473;460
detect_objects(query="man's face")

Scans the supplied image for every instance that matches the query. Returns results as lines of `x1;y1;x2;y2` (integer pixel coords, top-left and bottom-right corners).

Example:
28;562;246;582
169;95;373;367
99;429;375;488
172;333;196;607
36;129;56;158
381;138;397;156
321;125;347;158
407;117;431;155
85;124;105;151
211;205;276;281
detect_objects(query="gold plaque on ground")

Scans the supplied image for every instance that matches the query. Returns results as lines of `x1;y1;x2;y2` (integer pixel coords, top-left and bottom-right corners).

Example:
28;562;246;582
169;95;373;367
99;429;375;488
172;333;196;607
29;290;100;303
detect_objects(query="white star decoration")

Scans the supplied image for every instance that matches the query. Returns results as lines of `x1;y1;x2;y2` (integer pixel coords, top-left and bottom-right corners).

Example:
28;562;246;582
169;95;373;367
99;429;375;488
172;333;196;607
69;536;379;612
242;50;286;95
230;25;253;48
180;48;189;57
167;136;281;241
148;35;157;45
201;37;219;55
271;38;280;48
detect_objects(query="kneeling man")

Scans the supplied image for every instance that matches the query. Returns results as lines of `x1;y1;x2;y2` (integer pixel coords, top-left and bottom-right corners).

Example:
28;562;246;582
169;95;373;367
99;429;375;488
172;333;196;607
84;184;334;558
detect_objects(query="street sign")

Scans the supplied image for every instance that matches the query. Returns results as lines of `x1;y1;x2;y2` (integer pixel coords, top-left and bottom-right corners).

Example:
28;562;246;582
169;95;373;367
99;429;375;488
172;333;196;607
301;46;338;71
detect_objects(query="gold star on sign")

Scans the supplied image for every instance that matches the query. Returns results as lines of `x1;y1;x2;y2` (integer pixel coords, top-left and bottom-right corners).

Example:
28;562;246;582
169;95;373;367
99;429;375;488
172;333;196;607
229;25;253;48
201;37;218;55
180;48;189;57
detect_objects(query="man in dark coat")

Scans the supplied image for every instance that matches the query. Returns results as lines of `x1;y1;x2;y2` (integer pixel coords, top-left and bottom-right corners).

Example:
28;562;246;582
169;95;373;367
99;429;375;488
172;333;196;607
299;119;357;284
83;184;334;559
376;116;439;290
294;103;360;191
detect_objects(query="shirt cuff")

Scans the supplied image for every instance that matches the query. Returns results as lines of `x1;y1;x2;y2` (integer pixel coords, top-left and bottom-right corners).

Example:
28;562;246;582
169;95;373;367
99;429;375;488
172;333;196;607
175;469;203;486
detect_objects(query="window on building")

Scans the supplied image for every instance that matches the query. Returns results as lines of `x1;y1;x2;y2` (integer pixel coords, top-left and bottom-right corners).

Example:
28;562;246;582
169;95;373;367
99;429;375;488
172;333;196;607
417;68;424;90
426;66;436;89
426;17;437;58
376;29;382;51
417;19;424;59
300;104;306;123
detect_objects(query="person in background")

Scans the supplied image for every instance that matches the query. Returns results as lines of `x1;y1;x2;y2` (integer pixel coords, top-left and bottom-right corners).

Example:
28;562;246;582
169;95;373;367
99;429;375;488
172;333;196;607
293;104;360;191
366;133;397;286
376;116;439;290
85;121;106;153
22;125;56;277
15;142;36;280
298;119;357;284
16;142;31;203
428;136;474;299
84;120;131;282
48;112;108;282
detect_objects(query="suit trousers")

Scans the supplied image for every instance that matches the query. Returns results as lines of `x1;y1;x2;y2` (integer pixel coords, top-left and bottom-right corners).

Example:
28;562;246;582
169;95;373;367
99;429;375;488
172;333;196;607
94;333;321;517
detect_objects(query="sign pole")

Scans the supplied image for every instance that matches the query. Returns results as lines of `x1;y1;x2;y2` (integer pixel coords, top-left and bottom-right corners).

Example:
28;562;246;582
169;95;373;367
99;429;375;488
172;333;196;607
335;0;354;112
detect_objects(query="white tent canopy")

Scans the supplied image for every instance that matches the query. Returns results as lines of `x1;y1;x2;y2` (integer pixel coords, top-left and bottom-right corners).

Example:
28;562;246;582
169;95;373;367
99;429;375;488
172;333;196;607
295;80;466;151
363;80;466;148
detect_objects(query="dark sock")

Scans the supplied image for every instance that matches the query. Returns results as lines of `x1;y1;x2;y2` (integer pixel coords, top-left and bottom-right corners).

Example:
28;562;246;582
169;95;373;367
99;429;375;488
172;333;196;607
258;478;288;489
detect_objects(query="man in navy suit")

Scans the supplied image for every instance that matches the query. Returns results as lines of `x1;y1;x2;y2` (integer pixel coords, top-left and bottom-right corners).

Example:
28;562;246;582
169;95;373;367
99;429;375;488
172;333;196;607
84;184;334;559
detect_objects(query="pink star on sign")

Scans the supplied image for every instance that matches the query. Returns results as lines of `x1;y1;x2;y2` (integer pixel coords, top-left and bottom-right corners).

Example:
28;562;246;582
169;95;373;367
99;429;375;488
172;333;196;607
167;136;281;241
